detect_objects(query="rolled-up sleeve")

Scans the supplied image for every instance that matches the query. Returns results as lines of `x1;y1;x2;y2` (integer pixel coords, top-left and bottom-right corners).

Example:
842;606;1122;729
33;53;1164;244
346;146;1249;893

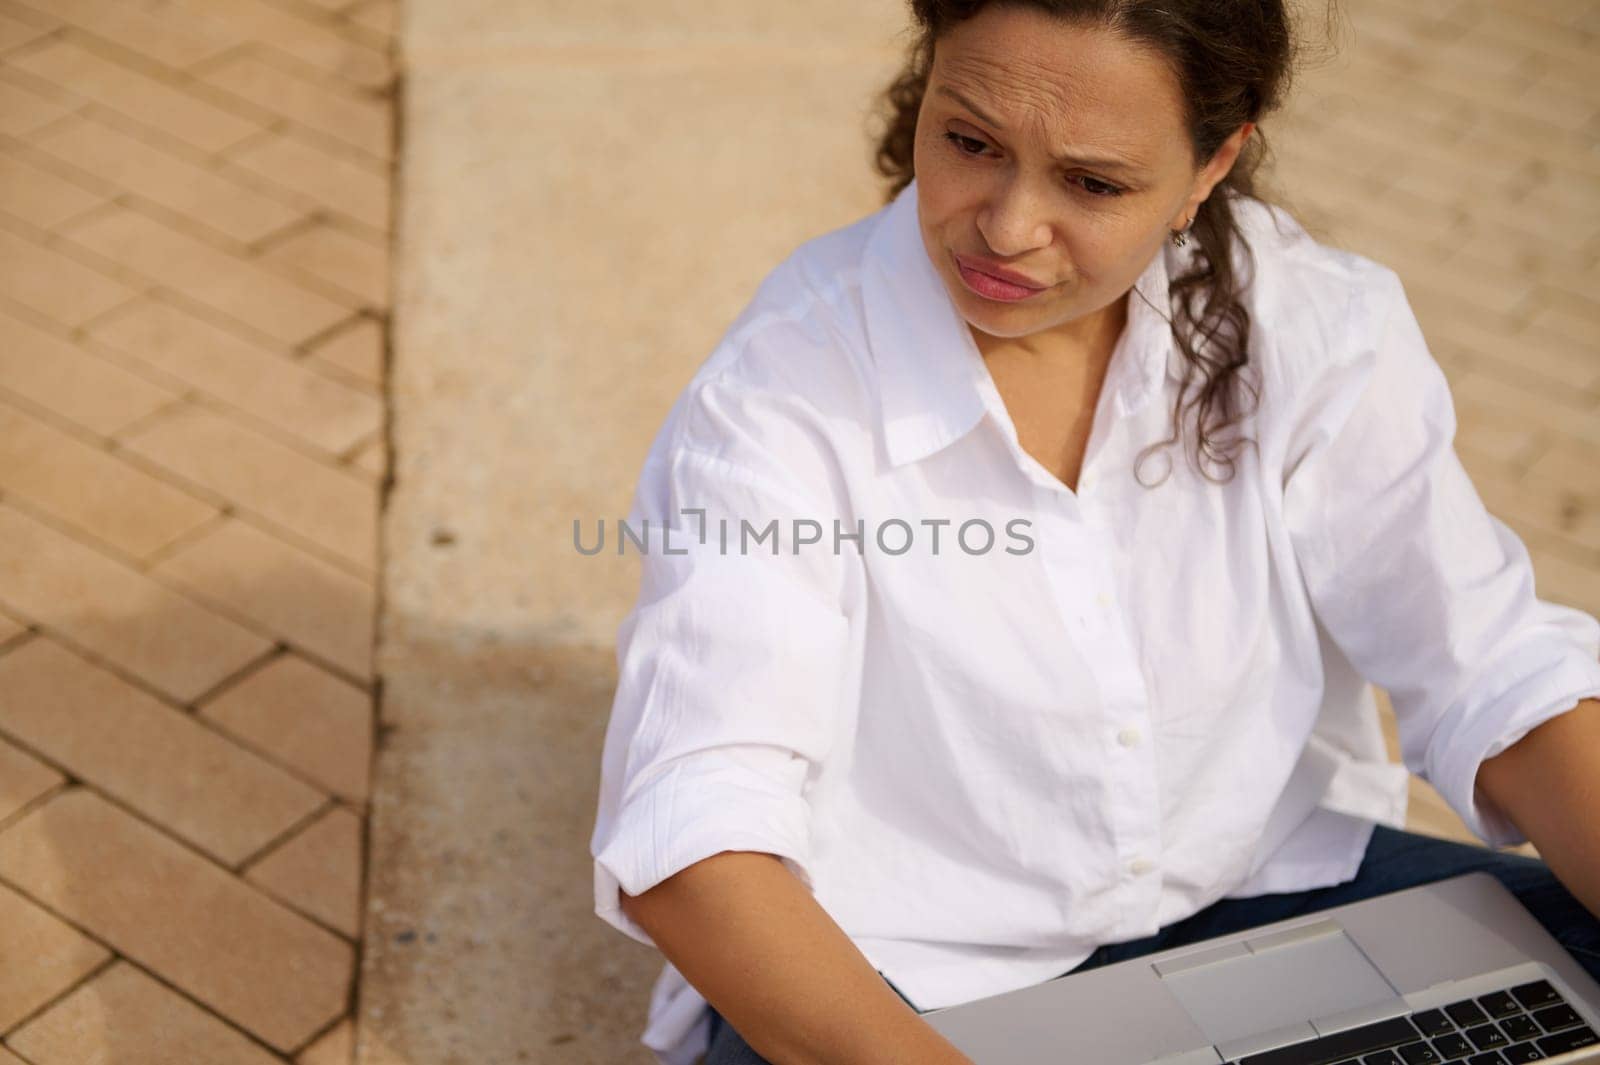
590;370;855;946
1281;265;1600;848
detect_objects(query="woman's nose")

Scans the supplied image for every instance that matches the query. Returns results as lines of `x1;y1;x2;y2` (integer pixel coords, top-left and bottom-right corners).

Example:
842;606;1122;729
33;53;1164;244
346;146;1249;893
975;178;1053;257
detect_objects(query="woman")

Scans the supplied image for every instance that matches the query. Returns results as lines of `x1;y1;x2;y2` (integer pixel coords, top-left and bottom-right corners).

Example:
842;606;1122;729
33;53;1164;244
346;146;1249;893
589;2;1600;1063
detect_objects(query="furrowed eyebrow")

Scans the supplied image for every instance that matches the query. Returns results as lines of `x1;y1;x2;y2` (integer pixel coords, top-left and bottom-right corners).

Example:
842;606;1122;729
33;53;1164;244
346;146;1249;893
934;84;1143;174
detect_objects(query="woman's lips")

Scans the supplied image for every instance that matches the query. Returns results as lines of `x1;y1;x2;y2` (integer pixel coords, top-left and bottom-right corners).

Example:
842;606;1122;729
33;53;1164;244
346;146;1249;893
954;254;1050;302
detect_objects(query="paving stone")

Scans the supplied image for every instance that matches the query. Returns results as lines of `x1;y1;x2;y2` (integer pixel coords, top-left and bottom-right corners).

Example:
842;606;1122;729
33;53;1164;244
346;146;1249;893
122;405;378;572
30;115;305;246
0;75;73;138
0;225;139;329
0;400;219;559
0;880;111;1033
1430;315;1600;395
1510;75;1600;133
202;653;372;802
154;519;375;679
1531;548;1600;620
1454;413;1542;477
262;223;389;308
1454;370;1600;451
297;1018;354;1065
0;8;51;51
0;735;63;826
0;1045;28;1065
227;131;391;233
7;962;282;1065
6;0;238;70
246;806;363;937
403;0;906;49
90;299;382;456
0;607;25;636
0;504;273;703
1468;6;1597;70
1529;295;1600;353
0;639;326;866
0;790;352;1053
200;53;390;160
0;309;176;438
1527;441;1600;502
63;207;351;347
1512;159;1600;220
0;150;107;230
6;39;262;154
307;318;384;389
299;0;364;13
168;0;392;89
1410;250;1540;321
350;436;386;481
1407;288;1523;360
1466;190;1599;257
346;1;395;42
1472;466;1600;564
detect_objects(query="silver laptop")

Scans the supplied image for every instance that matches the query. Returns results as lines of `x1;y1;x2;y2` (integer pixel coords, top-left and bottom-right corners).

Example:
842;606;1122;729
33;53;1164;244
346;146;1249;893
924;872;1600;1064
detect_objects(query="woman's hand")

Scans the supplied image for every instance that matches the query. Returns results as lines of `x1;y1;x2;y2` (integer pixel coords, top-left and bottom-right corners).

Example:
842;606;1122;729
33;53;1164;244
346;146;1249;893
622;851;976;1065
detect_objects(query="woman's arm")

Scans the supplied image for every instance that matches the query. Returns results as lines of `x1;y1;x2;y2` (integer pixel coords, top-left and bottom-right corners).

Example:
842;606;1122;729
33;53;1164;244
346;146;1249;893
1477;696;1600;916
621;851;974;1065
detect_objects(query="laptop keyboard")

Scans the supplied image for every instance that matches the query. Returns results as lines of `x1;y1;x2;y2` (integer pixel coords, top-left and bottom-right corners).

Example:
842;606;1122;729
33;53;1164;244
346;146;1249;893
1222;980;1599;1065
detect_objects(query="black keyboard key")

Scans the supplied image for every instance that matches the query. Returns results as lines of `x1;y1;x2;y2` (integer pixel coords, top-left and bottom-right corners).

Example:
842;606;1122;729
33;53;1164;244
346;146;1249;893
1432;1033;1474;1060
1512;981;1561;1010
1478;992;1521;1020
1467;1025;1510;1051
1502;1017;1540;1042
1448;1002;1492;1028
1536;1025;1598;1057
1533;1004;1580;1033
1365;1053;1403;1065
1415;1011;1457;1038
1467;1053;1507;1065
1399;1043;1443;1065
1500;1045;1543;1064
1240;1017;1423;1065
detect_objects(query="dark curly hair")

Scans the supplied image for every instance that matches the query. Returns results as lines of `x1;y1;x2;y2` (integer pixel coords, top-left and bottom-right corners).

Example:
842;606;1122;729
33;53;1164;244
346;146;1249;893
871;0;1319;486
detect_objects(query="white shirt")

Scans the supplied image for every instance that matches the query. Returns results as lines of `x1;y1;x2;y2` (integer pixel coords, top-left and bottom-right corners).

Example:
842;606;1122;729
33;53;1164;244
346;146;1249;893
589;178;1600;1065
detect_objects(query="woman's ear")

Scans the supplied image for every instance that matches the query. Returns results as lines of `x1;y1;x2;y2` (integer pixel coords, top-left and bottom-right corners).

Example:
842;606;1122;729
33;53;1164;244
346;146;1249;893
1175;122;1257;229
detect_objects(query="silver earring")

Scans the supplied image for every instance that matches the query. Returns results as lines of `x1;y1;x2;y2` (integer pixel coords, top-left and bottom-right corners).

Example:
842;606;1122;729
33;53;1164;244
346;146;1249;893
1171;217;1192;248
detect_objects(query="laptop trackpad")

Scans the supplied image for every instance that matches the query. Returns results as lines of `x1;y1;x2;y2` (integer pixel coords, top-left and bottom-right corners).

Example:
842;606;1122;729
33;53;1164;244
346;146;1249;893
1156;920;1398;1046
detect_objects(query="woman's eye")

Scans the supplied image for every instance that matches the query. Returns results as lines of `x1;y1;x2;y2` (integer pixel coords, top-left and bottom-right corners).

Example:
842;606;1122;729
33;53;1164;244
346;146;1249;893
943;131;1122;198
944;131;987;156
1075;175;1123;197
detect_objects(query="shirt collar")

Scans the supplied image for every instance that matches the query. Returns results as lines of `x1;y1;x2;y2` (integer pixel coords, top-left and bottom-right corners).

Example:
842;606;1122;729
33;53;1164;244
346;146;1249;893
860;178;1181;470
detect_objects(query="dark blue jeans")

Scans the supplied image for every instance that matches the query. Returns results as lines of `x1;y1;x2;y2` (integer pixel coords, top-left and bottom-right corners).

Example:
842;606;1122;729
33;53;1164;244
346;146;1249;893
702;825;1600;1064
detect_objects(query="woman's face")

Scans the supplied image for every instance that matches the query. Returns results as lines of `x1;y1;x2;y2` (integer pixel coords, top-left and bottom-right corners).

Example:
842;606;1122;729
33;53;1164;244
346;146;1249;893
914;6;1251;345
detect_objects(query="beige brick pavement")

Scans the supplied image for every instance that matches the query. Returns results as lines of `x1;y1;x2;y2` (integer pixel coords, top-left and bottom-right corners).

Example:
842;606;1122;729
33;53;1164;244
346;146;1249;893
0;0;1593;1061
0;0;391;1059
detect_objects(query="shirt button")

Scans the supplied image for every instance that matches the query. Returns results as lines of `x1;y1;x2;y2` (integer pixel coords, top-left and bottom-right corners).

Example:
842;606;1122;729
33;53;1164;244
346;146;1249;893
1117;727;1142;748
1129;858;1155;876
1096;592;1112;608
